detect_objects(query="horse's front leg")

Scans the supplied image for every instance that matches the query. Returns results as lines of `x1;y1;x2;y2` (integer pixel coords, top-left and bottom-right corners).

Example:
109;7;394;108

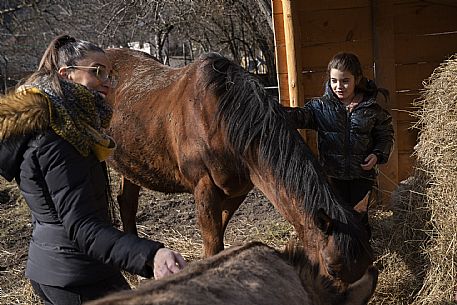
194;176;224;257
117;176;141;235
221;195;247;234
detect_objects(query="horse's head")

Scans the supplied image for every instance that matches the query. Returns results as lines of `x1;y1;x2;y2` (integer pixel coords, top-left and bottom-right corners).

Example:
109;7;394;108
312;195;374;284
286;239;378;305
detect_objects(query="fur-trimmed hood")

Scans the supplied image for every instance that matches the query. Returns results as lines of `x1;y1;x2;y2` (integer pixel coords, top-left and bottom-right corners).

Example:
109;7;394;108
0;87;50;181
0;84;116;181
0;87;50;141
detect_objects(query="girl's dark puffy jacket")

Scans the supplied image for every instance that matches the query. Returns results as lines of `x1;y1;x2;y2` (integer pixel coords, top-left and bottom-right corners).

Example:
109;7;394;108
0;129;164;287
283;81;394;180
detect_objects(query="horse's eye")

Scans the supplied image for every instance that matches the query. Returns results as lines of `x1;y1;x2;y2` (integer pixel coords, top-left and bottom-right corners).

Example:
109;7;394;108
327;267;338;277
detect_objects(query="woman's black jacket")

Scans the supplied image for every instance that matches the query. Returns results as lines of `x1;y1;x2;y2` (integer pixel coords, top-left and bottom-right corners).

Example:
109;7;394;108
0;93;163;287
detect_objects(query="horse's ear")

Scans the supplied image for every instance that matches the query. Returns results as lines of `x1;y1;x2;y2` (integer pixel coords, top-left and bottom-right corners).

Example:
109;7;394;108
353;191;371;215
316;208;333;235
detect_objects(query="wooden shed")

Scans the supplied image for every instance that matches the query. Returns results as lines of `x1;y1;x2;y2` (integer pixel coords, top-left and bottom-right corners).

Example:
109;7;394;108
272;0;457;204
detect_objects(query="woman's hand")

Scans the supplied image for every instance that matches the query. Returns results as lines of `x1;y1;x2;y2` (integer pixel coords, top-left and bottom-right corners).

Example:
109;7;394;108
150;248;187;279
361;153;377;171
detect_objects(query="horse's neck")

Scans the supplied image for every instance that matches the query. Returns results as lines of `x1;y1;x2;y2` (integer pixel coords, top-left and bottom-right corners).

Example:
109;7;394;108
248;169;315;245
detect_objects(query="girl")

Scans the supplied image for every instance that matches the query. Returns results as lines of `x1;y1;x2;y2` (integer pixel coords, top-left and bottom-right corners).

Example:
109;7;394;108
283;52;394;212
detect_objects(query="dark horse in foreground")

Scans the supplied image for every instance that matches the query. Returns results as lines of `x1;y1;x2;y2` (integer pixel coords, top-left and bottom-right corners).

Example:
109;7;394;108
86;241;378;305
105;48;373;284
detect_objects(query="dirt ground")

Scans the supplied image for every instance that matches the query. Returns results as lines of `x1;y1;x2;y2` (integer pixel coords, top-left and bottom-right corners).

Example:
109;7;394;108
0;171;293;304
0;169;413;305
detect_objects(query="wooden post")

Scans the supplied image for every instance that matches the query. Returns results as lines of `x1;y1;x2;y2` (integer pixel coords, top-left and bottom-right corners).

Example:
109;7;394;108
281;0;303;107
371;0;399;206
271;0;282;102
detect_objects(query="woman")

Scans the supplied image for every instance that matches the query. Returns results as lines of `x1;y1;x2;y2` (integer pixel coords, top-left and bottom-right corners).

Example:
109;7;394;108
283;52;394;212
0;34;186;304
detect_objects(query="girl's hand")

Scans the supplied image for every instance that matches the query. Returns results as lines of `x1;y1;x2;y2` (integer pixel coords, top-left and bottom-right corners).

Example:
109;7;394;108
361;153;377;170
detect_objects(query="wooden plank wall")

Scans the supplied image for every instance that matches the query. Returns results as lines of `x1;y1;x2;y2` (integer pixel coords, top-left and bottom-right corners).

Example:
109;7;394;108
393;0;457;183
272;0;457;206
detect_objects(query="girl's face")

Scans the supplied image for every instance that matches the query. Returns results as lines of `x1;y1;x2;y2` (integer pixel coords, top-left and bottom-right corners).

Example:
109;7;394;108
59;51;115;98
329;68;357;103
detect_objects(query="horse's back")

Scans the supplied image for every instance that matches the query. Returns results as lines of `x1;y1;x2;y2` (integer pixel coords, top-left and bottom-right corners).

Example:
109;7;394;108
106;48;190;100
85;241;377;305
85;242;311;305
104;48;246;194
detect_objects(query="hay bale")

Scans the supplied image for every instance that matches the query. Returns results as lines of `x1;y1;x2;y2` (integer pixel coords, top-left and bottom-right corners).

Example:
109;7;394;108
409;54;457;303
416;54;457;304
370;54;457;304
370;177;429;304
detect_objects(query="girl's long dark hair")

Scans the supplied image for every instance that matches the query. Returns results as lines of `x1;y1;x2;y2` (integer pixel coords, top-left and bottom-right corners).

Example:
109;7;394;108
327;52;389;101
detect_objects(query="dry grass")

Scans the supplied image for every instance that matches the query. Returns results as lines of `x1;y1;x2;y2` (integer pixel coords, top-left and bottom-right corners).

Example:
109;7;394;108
0;172;450;305
370;177;430;304
0;172;431;305
0;180;42;304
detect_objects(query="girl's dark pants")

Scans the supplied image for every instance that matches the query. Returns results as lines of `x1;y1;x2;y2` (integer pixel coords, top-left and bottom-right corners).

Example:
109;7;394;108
30;273;130;305
329;177;374;237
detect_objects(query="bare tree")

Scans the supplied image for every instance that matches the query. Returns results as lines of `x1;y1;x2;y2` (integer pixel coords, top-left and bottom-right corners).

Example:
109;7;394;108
174;0;275;84
253;0;272;32
0;0;72;90
97;0;191;63
0;0;113;89
0;0;277;92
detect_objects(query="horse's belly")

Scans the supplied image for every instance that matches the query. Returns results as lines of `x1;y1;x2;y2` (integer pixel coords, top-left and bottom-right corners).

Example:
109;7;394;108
108;156;189;193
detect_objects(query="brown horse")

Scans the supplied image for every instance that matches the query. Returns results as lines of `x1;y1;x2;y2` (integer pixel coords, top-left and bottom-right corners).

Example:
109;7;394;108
86;241;378;305
105;48;373;283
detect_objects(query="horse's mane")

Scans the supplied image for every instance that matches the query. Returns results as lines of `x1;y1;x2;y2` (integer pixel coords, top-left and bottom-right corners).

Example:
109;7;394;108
200;52;369;263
